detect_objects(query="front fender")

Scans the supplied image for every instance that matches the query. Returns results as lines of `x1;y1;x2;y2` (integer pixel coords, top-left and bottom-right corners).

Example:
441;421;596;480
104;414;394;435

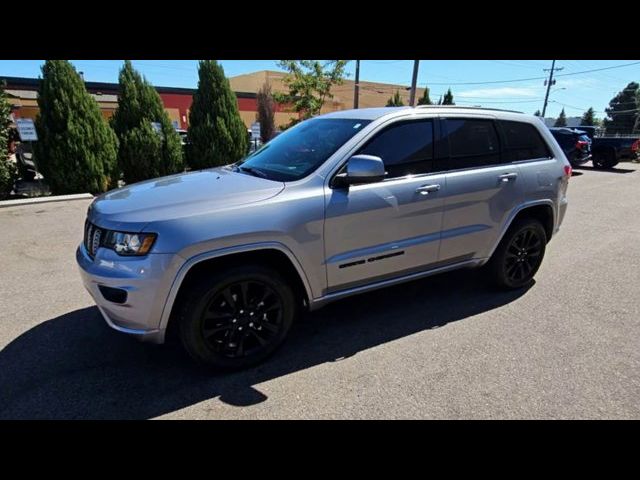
157;241;314;333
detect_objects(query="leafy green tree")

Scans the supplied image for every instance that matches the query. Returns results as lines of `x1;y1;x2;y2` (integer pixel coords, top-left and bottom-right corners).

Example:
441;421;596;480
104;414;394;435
386;90;404;107
274;60;348;126
111;61;183;184
0;80;16;196
533;110;541;116
442;88;455;105
34;60;118;194
604;82;639;134
554;108;567;127
417;87;433;105
580;107;596;126
257;82;275;142
187;60;248;169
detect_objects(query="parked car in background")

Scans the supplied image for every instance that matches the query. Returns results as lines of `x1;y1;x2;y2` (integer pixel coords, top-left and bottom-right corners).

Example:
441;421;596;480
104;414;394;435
548;127;592;167
78;106;571;369
589;136;639;169
176;129;188;146
568;126;639;169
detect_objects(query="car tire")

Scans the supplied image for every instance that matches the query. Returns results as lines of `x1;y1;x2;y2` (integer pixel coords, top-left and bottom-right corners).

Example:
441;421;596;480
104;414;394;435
487;218;547;290
178;264;297;370
592;150;618;169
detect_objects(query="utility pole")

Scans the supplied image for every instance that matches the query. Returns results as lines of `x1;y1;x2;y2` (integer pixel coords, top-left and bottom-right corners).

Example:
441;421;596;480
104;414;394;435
541;60;563;118
409;60;420;106
353;60;360;109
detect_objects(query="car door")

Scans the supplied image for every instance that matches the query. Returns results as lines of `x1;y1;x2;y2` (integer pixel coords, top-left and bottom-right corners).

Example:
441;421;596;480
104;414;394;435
438;117;525;263
323;118;447;293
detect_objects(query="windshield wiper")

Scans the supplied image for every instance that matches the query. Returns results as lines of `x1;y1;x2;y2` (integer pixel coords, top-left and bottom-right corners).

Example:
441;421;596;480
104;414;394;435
238;165;269;179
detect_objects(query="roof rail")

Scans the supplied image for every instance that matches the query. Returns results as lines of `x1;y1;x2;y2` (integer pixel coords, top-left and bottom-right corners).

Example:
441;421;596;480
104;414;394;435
414;105;524;114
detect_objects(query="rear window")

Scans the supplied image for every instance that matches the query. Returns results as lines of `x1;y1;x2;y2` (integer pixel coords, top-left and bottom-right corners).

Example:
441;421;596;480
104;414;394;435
500;121;551;162
446;119;501;169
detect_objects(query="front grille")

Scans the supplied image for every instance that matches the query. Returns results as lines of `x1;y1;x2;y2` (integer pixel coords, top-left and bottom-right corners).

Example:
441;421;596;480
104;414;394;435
84;220;105;258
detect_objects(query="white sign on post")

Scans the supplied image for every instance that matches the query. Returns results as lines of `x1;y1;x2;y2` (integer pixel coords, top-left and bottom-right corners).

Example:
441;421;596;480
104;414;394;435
16;118;38;141
250;122;261;140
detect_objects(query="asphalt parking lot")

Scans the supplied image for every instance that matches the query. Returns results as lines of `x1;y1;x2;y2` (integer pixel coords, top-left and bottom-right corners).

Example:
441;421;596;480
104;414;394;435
1;163;639;419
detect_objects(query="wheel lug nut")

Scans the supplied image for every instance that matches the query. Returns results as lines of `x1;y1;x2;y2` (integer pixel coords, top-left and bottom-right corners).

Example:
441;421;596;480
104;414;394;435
249;322;254;327
239;309;244;314
238;326;243;331
232;319;237;323
249;311;254;316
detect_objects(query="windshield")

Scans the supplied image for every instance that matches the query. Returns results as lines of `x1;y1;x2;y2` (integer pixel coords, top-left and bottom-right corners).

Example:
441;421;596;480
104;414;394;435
236;118;371;181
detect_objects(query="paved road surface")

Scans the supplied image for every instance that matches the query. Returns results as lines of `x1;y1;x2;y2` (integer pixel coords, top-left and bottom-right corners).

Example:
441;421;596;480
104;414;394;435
1;163;639;419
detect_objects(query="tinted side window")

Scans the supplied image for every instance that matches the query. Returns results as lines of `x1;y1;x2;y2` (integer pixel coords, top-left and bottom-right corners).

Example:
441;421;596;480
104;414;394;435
358;120;435;178
446;119;501;169
500;121;551;161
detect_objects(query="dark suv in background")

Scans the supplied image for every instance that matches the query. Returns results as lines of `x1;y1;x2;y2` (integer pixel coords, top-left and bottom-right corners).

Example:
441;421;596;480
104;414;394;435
548;127;592;167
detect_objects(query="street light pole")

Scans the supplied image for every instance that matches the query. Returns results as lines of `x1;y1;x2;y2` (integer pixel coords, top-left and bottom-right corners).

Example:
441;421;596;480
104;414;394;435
409;60;420;107
354;60;360;109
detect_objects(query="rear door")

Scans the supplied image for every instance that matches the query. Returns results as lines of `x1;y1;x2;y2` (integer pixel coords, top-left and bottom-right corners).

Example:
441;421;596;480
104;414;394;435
438;117;525;263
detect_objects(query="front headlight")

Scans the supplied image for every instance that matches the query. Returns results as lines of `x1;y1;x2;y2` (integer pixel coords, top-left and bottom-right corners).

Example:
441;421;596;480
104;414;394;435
103;231;157;256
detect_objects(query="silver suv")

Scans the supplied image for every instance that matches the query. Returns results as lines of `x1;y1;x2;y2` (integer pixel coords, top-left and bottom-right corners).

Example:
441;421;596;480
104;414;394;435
77;106;571;369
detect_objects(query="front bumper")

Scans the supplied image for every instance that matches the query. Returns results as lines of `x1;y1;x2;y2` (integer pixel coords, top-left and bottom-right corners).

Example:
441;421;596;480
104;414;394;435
76;243;180;343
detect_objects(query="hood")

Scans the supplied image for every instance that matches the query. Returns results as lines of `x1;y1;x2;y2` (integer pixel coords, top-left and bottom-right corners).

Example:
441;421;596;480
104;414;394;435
89;167;285;228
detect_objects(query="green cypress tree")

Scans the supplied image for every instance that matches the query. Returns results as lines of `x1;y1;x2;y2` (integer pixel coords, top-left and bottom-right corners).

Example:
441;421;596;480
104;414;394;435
0;80;16;196
417;87;433;105
554;108;567;127
386;90;404;107
187;60;248;169
442;88;455;105
580;107;596;126
111;61;184;184
34;60;118;194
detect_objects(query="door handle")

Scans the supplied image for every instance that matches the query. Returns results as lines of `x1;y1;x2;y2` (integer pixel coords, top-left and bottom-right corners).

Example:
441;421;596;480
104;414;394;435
415;184;441;195
498;173;518;182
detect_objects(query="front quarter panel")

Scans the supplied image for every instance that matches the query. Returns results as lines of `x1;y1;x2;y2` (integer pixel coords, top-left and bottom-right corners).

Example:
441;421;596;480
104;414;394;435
143;181;327;300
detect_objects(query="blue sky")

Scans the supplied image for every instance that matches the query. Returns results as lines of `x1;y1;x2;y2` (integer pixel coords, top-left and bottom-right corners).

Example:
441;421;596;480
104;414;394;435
1;60;639;119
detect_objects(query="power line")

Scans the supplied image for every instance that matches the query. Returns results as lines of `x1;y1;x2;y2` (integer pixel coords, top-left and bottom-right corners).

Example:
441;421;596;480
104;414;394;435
549;100;640;115
420;61;640;86
457;98;544;104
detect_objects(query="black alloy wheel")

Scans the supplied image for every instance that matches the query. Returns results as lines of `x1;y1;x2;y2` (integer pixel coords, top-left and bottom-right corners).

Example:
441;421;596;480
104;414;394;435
201;280;284;358
178;265;297;369
503;227;543;285
488;218;547;289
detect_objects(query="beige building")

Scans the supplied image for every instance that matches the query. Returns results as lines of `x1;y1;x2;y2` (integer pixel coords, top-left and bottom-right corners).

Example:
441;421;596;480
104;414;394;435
228;70;427;124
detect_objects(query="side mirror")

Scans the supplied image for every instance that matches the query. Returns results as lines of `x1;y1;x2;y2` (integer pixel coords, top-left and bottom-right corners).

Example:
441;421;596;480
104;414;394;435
333;155;386;188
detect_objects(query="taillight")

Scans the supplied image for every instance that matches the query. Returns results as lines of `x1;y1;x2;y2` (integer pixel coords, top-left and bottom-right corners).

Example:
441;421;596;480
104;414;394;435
632;140;639;153
564;165;572;178
576;140;589;150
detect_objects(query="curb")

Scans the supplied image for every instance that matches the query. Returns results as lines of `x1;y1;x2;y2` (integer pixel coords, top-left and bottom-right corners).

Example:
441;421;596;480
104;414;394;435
0;193;94;209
